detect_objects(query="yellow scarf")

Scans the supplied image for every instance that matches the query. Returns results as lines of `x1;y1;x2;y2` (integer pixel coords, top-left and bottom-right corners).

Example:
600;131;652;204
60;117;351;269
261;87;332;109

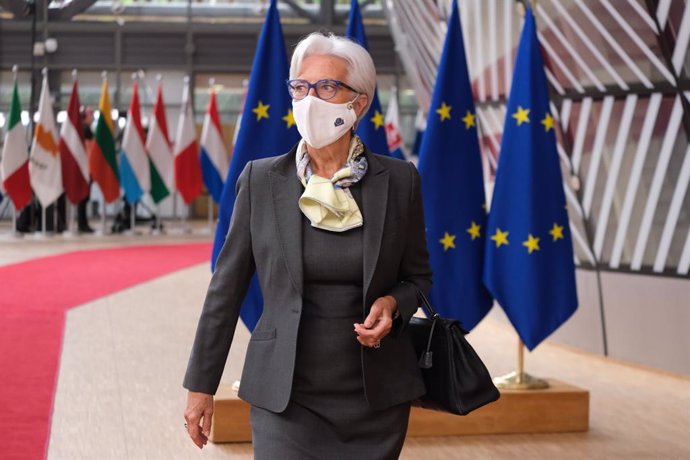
296;136;368;232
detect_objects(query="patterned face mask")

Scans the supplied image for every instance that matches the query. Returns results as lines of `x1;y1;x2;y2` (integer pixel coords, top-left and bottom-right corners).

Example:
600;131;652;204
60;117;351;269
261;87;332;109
292;94;360;149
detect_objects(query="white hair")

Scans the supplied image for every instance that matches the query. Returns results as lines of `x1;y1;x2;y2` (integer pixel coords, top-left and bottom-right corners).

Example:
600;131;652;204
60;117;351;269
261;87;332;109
290;32;377;121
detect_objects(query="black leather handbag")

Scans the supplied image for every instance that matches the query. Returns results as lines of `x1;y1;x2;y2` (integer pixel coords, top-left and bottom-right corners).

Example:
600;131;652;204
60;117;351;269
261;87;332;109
407;287;500;415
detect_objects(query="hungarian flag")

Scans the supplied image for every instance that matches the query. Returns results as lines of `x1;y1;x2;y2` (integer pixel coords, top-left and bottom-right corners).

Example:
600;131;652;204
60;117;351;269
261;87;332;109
146;83;173;204
30;72;62;208
200;87;229;203
89;77;120;203
59;80;89;204
1;79;32;210
119;82;150;204
173;78;203;205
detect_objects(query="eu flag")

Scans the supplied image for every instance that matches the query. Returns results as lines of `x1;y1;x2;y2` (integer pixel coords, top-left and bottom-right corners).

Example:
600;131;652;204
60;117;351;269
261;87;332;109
346;0;402;159
417;0;493;330
483;7;578;351
211;0;300;330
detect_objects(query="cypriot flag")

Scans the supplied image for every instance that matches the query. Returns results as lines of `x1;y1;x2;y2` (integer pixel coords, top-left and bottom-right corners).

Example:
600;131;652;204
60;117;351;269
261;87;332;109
30;71;63;207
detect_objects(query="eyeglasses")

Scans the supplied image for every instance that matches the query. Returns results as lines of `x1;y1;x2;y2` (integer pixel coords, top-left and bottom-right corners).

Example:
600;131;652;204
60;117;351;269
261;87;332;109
286;79;359;101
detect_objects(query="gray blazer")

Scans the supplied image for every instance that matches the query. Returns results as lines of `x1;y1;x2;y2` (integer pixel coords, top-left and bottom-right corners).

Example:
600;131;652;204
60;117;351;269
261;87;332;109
183;145;432;412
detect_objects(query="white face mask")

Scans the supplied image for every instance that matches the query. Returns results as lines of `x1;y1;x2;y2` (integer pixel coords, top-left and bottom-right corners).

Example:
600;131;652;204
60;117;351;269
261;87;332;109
292;94;359;149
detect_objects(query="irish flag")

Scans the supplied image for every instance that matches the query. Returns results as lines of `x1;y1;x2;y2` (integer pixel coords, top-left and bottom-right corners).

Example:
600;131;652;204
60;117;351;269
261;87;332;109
30;72;62;208
59;80;89;204
1;79;32;210
200;87;229;203
89;78;119;203
146;84;173;204
173;78;203;205
119;82;149;204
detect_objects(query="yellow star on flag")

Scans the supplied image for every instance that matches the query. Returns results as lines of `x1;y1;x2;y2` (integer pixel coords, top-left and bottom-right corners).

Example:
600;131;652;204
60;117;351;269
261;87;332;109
282;109;295;129
512;106;530;126
370;110;384;129
491;228;509;248
439;232;456;251
253;101;270;121
523;234;540;254
462;110;476;129
466;221;481;240
549;223;564;241
541;113;554;132
436;102;452;121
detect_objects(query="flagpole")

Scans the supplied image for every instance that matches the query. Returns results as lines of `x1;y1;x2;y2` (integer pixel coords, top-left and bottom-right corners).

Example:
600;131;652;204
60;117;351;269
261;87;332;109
130;201;137;234
11;204;24;238
493;338;549;390
100;200;106;235
201;77;216;235
202;195;213;235
41;204;47;237
152;203;162;235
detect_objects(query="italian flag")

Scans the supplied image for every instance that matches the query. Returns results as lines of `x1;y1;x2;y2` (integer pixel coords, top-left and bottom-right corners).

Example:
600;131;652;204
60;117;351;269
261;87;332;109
59;80;89;204
88;78;120;203
146;84;173;204
29;72;63;208
173;78;203;205
1;80;32;210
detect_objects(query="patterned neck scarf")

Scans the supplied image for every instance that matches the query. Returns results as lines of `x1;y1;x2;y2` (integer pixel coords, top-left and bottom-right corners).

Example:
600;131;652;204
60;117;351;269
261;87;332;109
295;135;368;232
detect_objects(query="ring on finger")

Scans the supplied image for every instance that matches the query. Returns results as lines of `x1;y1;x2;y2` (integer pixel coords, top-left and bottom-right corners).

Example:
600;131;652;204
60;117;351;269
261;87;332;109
373;341;381;349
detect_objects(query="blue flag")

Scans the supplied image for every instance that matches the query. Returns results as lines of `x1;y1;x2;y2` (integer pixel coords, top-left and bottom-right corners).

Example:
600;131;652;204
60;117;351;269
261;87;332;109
346;0;402;159
417;0;493;330
483;7;578;351
211;0;300;330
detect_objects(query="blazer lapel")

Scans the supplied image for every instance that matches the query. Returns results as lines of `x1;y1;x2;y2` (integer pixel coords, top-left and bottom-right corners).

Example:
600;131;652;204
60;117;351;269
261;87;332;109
361;151;389;304
269;150;304;297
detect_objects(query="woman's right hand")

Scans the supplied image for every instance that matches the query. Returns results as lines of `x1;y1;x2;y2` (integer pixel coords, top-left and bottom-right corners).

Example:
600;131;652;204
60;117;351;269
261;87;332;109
184;391;214;449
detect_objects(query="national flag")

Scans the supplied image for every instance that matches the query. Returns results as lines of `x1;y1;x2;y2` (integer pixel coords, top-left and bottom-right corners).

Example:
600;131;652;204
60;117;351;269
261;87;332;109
146;83;173;204
483;6;578;350
384;86;408;160
173;78;203;205
200;87;229;203
59;80;89;204
1;79;32;210
417;0;493;330
89;77;120;203
119;82;150;204
211;0;300;330
30;72;62;208
345;0;402;159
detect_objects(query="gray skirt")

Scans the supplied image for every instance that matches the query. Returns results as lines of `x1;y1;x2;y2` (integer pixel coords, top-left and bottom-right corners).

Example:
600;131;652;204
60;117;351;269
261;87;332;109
250;284;411;460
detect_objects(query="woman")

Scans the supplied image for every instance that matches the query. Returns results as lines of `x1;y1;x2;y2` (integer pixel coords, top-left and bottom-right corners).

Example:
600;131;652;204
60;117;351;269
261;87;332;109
183;32;431;459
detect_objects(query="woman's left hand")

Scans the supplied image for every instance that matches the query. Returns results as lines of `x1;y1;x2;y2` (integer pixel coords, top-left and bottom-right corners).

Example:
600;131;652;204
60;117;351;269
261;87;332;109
354;295;398;348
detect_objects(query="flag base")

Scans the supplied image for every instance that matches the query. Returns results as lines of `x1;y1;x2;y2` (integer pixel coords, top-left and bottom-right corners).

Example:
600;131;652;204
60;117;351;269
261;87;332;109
493;371;550;390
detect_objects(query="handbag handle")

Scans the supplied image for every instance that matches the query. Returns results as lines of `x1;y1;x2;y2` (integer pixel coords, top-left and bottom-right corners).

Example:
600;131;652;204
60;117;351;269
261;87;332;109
400;281;440;320
401;281;440;369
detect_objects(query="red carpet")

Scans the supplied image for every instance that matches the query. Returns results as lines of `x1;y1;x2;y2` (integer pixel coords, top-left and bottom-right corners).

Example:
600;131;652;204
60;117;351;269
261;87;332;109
0;243;211;460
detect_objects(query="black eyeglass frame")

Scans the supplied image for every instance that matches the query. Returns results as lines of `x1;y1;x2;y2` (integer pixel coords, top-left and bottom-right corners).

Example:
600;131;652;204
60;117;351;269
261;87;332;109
286;79;360;101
